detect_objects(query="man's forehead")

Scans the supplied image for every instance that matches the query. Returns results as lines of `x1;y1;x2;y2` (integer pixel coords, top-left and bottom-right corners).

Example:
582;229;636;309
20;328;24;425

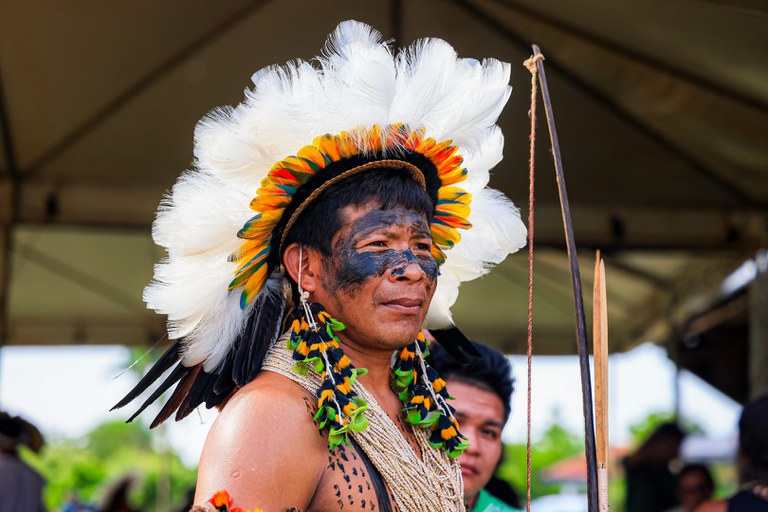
448;379;506;424
337;202;430;231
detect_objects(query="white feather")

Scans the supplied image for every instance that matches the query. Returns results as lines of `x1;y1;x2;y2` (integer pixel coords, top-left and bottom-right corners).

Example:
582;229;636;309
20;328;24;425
425;187;527;328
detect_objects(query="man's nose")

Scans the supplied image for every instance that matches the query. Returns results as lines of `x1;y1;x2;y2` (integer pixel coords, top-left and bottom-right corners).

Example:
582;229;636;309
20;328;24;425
390;250;426;281
461;426;478;454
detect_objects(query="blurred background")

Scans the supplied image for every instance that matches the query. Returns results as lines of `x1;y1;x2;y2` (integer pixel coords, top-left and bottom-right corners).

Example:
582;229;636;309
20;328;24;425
0;0;766;510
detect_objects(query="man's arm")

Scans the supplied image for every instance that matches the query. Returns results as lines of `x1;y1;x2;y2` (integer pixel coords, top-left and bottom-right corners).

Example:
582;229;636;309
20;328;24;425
194;373;327;511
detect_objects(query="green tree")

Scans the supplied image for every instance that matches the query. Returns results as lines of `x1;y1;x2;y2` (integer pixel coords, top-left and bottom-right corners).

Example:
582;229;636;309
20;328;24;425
628;410;703;445
497;409;585;499
21;419;197;511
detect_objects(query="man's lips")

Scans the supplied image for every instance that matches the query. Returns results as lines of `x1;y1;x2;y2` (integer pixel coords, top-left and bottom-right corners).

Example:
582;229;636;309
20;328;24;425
460;462;478;476
382;297;425;314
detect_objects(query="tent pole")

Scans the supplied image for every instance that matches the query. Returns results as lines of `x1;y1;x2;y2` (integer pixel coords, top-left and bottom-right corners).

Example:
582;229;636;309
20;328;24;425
390;0;403;46
0;204;11;407
750;249;768;399
0;64;21;406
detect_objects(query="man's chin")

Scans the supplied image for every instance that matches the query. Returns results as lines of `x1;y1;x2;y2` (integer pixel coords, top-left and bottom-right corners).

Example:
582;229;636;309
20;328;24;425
388;325;425;347
372;329;424;350
377;310;426;335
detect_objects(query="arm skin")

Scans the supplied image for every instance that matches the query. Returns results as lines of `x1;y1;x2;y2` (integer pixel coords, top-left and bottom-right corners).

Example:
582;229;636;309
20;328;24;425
194;371;328;511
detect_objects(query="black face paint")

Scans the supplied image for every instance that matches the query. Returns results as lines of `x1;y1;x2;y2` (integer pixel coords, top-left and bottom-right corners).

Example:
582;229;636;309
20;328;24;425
323;208;438;295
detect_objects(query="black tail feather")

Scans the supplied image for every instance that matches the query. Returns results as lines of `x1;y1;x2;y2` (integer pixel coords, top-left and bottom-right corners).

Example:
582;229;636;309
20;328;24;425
112;277;290;425
232;306;257;387
244;291;286;383
202;371;223;409
150;365;201;428
429;326;481;363
112;341;182;411
127;363;188;424
213;353;236;396
175;370;215;421
233;285;286;386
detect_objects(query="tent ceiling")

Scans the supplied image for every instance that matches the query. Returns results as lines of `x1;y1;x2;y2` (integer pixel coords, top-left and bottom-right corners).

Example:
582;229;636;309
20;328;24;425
1;0;765;353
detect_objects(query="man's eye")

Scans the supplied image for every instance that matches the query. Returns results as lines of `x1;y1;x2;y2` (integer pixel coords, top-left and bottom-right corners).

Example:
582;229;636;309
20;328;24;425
414;242;431;251
367;241;387;248
481;429;500;440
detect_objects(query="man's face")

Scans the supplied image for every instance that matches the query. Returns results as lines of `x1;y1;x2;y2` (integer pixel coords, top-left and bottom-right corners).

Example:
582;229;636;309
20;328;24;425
310;202;438;351
449;380;505;499
677;471;713;512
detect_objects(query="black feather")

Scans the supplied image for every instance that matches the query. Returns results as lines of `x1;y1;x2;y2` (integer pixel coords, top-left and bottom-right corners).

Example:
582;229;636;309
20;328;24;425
175;370;215;421
202;371;224;408
429;326;481;363
213;352;236;396
114;280;288;425
126;363;188;424
205;390;231;411
111;341;181;411
232;305;257;386
150;365;201;428
233;283;287;386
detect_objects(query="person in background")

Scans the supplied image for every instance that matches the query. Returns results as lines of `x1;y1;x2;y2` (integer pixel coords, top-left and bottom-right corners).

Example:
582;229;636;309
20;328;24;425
100;476;140;512
664;463;715;512
623;422;686;512
428;340;521;511
0;412;46;512
697;394;768;512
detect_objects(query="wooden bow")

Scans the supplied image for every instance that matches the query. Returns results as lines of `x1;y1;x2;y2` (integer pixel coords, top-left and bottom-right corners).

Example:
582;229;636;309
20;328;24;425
524;45;610;512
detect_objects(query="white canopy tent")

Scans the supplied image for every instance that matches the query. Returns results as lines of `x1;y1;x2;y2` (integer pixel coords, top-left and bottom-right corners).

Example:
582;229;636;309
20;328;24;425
1;0;765;356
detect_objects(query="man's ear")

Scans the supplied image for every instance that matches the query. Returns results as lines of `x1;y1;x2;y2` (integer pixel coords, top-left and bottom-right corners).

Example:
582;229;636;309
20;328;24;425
282;242;319;293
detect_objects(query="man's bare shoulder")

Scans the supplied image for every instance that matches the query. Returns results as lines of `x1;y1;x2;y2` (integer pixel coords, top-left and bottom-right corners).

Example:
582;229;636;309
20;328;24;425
222;370;321;425
195;371;326;510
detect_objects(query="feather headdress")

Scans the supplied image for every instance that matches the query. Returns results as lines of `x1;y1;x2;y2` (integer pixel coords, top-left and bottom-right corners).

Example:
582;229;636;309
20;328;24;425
114;21;526;427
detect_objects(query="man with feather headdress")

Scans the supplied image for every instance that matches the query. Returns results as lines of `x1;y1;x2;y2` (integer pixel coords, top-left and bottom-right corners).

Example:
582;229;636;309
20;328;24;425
114;21;526;511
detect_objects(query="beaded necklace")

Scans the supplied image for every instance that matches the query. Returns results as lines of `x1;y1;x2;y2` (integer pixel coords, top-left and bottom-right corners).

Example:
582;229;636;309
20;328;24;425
263;335;466;511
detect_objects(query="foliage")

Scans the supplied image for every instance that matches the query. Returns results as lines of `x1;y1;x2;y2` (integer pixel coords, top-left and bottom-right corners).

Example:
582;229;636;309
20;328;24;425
497;409;584;499
628;410;703;444
20;419;196;512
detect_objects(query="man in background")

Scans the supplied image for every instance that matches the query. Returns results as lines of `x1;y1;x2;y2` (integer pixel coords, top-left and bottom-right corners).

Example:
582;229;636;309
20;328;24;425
697;394;768;511
664;463;714;512
429;340;521;511
0;412;46;512
623;422;686;512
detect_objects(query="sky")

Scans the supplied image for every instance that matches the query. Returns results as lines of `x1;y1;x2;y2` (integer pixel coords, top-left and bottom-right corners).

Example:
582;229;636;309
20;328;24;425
0;342;742;467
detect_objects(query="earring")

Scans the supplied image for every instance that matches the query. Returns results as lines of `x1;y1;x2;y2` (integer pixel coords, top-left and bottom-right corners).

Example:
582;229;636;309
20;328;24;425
391;332;469;458
296;245;318;331
286;245;369;449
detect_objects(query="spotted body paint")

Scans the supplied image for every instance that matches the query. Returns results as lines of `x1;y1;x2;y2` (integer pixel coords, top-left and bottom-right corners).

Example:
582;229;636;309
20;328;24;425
303;389;397;511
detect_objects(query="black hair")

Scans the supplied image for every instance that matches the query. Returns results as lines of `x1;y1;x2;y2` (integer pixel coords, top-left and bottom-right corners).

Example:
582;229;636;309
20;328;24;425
739;393;768;472
0;413;23;438
646;422;686;443
677;463;715;491
428;340;514;423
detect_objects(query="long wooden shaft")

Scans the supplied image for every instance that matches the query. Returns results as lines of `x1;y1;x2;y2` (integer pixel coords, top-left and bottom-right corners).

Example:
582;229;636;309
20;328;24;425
532;44;599;512
594;254;609;511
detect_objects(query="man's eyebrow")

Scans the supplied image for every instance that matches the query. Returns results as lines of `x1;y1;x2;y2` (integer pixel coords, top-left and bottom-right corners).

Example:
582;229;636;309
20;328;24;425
483;420;505;429
351;224;398;238
350;220;430;237
410;222;431;237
